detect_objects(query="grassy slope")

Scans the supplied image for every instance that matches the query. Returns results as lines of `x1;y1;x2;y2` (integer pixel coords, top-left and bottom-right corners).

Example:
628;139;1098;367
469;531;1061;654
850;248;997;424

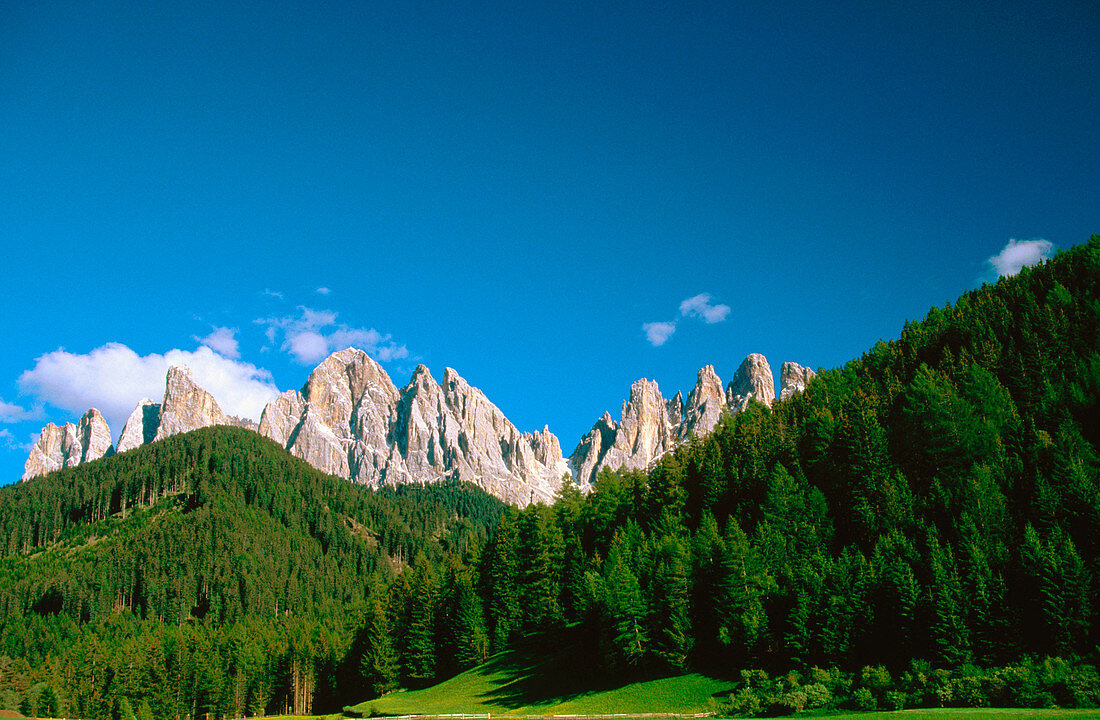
346;641;733;716
820;712;1100;719
346;645;1100;718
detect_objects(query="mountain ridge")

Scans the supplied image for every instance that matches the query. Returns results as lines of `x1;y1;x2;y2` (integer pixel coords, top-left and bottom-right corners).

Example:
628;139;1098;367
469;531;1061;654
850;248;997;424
21;349;815;504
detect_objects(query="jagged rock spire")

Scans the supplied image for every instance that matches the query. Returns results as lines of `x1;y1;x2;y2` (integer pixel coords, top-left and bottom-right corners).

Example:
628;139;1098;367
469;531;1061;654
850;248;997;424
23;409;113;480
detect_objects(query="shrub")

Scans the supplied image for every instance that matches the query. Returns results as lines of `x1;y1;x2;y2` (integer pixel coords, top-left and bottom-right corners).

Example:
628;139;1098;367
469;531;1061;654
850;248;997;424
861;664;892;694
931;668;955;706
740;668;771;691
853;687;876;711
885;690;907;711
730;687;761;716
953;666;988;707
1065;664;1100;707
900;659;934;707
777;690;807;714
802;682;831;709
808;666;832;686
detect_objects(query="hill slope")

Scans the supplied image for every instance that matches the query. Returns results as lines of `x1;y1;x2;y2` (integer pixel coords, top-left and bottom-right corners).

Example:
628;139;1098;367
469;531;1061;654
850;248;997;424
342;237;1100;716
0;426;506;718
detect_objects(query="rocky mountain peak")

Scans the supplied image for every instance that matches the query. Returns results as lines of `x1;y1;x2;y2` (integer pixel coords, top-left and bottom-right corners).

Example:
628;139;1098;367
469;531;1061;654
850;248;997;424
77;408;113;463
117;399;161;452
570;377;675;486
23;409;114;481
154;365;228;441
726;353;775;411
780;362;817;400
570;352;814;486
680;364;726;439
303;347;399;437
256;349;569;506
666;391;684;427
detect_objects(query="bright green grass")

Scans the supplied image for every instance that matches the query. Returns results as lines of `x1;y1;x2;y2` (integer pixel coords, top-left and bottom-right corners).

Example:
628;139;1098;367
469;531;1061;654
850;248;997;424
815;712;1100;719
344;637;1100;719
345;641;733;716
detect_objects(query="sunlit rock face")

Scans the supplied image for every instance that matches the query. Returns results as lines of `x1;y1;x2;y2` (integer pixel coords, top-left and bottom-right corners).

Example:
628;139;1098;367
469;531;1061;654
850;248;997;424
78;408;113;462
570;353;814;485
780;362;817;400
679;365;726;440
21;345;816;504
154;365;229;441
257;349;570;506
117;399;161;453
726;353;775;411
23;409;114;480
569;378;676;486
20;348;572;506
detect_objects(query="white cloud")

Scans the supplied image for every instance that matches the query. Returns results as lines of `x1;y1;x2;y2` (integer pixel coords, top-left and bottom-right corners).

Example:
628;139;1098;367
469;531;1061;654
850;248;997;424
988;238;1055;277
0;429;34;453
257;306;410;365
679;293;731;324
643;321;677;347
316;287;332;295
262;288;284;300
18;343;281;435
285;331;331;365
642;291;730;347
376;344;410;362
0;398;37;423
194;326;240;359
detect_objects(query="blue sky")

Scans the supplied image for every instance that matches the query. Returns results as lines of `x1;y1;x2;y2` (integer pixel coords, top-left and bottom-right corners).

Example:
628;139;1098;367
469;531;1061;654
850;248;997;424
1;0;1097;482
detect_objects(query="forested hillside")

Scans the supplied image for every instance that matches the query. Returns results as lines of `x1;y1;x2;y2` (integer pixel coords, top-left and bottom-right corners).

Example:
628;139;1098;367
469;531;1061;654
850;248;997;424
0;427;505;718
345;236;1100;711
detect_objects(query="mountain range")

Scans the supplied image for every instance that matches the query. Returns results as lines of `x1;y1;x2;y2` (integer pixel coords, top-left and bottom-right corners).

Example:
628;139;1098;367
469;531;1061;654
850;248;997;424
21;348;814;504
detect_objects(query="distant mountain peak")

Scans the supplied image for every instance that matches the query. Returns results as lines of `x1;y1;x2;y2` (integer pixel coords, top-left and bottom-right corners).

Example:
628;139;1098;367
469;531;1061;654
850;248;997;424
21;346;813;505
568;353;815;485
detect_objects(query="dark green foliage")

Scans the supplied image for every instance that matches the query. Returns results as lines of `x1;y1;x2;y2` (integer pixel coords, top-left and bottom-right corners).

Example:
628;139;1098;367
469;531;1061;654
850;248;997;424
0;426;506;718
484;236;1100;684
349;600;398;698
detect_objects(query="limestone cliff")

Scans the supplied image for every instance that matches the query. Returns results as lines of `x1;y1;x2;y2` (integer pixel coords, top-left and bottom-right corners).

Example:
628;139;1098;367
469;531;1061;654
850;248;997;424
569;379;675;485
679;365;726;439
569;353;814;485
726;353;775;411
23;409;114;480
779;362;817;400
256;349;569;506
154;366;229;441
117;399;160;452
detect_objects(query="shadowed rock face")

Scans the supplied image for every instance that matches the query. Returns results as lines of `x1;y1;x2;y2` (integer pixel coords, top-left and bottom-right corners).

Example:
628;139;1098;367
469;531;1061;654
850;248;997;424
569;353;814;486
23;409;114;480
117;399;161;452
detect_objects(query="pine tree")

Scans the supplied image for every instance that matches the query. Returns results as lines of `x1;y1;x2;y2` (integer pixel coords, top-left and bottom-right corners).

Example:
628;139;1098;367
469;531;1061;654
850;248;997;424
927;533;971;667
403;556;439;688
519;505;565;633
646;535;692;671
356;600;398;698
600;532;648;673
